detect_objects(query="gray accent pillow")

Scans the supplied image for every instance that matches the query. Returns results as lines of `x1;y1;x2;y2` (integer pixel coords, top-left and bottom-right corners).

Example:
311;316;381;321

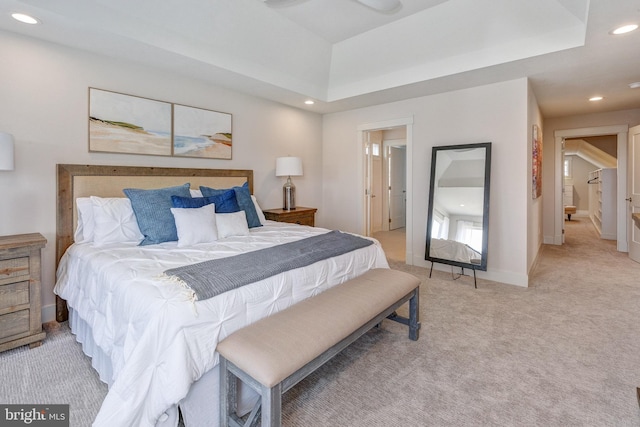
123;183;191;245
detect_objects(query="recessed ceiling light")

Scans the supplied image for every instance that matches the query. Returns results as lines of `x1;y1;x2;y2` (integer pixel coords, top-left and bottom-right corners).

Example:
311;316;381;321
610;24;638;35
589;96;604;102
304;100;314;105
629;82;640;89
11;13;40;24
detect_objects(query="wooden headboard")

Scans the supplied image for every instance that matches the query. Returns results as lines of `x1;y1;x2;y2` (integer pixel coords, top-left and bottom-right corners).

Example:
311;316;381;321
56;164;253;321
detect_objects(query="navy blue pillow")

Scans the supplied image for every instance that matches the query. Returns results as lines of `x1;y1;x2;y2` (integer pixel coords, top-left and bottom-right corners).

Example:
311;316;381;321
172;189;240;213
171;195;216;209
123;183;191;246
200;182;262;228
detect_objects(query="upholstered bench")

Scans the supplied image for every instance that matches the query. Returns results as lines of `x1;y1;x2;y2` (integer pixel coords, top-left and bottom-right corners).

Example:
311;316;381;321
565;205;577;220
217;268;421;427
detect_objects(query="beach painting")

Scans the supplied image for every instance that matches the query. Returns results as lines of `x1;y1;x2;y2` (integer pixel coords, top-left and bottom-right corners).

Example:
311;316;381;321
89;88;172;156
173;104;232;159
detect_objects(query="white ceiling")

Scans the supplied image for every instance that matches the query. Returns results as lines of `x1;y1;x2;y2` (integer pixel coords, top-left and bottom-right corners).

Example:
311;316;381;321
1;0;640;117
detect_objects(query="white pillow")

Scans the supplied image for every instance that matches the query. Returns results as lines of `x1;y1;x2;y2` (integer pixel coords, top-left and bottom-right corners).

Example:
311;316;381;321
251;195;267;225
216;211;250;238
170;204;218;247
190;189;203;198
75;197;95;243
91;197;144;245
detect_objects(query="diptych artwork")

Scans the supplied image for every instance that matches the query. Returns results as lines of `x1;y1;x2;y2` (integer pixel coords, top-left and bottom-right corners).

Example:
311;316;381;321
89;88;232;159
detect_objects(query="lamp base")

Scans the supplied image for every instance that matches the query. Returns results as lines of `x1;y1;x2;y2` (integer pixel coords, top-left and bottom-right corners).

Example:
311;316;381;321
283;177;296;211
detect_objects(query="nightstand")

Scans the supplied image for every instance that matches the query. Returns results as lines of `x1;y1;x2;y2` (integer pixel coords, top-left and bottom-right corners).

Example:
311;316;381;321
0;233;47;352
262;207;317;227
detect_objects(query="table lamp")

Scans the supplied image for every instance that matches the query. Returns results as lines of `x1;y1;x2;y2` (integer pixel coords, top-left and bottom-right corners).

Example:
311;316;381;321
275;156;303;210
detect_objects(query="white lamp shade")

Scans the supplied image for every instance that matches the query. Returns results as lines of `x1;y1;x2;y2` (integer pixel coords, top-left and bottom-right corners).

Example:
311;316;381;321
0;132;15;171
275;156;303;177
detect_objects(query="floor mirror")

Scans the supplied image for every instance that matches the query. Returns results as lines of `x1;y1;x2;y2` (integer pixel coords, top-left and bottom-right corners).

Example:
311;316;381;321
425;142;491;287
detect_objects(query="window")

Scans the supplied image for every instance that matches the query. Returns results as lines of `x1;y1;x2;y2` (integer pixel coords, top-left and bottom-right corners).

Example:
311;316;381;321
564;157;572;178
431;210;449;239
455;220;483;253
365;143;380;156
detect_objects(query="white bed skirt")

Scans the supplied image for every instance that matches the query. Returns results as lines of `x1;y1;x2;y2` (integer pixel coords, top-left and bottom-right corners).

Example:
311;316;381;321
69;308;258;426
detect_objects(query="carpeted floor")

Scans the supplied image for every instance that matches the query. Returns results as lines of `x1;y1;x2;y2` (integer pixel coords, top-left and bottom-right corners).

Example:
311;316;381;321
0;321;107;426
283;218;640;426
1;218;639;426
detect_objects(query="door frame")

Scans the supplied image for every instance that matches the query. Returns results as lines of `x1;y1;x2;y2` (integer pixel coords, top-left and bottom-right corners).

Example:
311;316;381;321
358;117;414;263
628;124;640;262
554;125;628;251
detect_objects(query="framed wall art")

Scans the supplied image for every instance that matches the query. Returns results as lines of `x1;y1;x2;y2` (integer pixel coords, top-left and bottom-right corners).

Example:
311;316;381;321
88;88;233;159
173;104;232;160
89;88;172;156
532;124;542;199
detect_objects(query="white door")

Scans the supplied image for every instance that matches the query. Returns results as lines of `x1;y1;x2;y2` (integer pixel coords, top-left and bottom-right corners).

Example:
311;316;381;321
371;154;383;232
389;145;406;230
628;124;640;263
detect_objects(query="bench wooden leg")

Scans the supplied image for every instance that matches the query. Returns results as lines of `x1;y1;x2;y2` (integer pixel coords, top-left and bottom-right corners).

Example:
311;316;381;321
409;289;420;341
385;288;421;341
261;383;282;427
220;358;265;427
220;357;233;427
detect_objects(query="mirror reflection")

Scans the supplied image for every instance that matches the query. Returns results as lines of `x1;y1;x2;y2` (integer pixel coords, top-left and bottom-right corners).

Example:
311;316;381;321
426;142;491;274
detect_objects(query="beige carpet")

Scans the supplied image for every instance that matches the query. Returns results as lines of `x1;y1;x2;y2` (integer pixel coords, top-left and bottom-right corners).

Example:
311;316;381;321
2;218;639;426
283;218;640;426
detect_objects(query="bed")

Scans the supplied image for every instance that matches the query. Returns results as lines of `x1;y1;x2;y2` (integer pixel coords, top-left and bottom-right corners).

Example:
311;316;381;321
429;238;481;265
53;164;389;427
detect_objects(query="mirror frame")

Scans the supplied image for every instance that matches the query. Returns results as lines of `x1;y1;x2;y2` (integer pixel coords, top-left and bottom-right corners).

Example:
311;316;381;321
425;142;492;272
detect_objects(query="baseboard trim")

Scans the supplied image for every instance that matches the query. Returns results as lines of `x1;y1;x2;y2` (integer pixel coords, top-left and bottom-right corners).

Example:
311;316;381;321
412;256;529;287
41;303;57;324
543;235;563;245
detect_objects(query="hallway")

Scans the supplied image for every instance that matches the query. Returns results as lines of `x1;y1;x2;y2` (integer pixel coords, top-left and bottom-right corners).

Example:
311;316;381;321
373;228;406;262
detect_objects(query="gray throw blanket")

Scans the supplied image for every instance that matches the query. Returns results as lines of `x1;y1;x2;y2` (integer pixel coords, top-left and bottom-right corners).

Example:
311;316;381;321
163;230;374;301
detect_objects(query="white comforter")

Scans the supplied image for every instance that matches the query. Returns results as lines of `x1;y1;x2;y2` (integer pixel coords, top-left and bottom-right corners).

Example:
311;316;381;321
54;221;388;427
429;238;480;264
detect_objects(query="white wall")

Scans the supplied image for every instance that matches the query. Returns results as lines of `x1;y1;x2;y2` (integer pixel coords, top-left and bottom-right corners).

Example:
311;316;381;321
0;30;323;322
322;78;531;286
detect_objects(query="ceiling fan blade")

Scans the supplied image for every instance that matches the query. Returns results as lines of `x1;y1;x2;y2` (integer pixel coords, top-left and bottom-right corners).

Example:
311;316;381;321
355;0;402;13
262;0;307;7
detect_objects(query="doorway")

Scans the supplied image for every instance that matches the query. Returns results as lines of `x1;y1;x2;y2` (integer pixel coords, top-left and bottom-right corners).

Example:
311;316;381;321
359;117;414;264
385;141;407;231
554;125;628;252
374;138;407;262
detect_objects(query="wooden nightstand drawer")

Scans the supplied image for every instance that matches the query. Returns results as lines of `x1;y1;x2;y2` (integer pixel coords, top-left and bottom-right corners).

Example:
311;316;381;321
0;281;30;312
288;215;314;226
0;256;29;281
262;207;317;227
0;309;30;340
